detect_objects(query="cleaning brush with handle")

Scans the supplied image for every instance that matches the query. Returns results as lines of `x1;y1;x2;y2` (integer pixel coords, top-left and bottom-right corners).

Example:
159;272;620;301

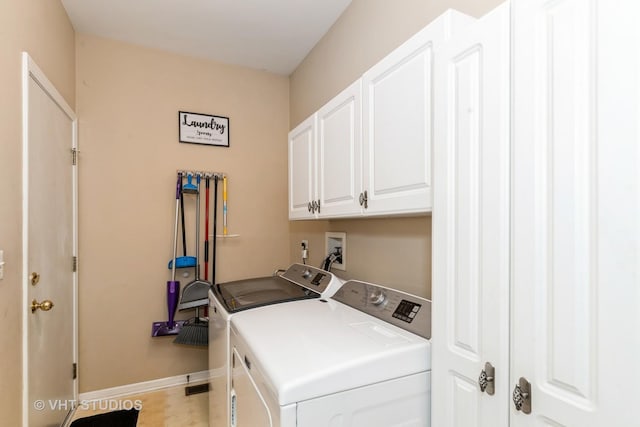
152;173;186;336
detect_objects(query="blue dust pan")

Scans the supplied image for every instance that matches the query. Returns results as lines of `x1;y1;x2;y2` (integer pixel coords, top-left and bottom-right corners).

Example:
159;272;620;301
168;256;197;269
182;173;198;194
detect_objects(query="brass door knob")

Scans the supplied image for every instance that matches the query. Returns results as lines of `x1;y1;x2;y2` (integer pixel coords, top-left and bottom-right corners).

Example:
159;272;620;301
31;299;54;313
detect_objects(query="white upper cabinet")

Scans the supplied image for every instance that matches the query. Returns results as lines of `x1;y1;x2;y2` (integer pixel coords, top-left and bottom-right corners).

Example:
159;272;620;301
361;11;472;216
288;81;361;220
288;10;474;220
316;80;362;218
288;114;316;219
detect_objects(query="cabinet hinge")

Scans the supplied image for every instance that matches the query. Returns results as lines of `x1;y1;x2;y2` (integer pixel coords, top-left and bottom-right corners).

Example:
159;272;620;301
72;363;77;380
71;148;78;166
72;256;78;272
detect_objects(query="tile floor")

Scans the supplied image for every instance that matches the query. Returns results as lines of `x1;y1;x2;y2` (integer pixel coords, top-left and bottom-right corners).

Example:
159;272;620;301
71;382;210;427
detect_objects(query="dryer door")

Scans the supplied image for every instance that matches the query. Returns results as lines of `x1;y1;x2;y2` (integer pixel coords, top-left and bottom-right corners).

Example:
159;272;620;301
231;347;272;427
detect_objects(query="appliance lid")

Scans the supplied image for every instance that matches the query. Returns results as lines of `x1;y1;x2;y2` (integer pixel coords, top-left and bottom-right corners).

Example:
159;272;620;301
213;275;319;313
230;297;431;406
213;264;343;313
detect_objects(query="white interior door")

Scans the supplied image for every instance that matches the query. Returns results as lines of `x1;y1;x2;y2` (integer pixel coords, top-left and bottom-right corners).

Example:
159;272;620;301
432;4;510;427
511;0;640;425
22;53;78;427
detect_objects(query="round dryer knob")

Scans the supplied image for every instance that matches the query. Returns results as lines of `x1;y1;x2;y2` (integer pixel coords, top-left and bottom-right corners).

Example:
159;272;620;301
368;288;387;306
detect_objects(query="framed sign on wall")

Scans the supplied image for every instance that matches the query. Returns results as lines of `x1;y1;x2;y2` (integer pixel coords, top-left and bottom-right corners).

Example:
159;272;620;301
179;111;230;147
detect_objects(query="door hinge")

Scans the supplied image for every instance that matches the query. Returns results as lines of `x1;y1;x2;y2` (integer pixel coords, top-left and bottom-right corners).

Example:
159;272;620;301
72;363;77;380
72;256;78;272
71;148;78;166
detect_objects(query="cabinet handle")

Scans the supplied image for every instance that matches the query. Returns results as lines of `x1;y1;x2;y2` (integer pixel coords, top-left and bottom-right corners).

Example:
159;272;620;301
308;201;313;213
316;199;320;214
478;362;495;395
512;377;532;414
359;190;368;209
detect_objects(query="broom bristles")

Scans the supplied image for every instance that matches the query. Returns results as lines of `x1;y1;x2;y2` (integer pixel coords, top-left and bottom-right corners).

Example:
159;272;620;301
174;321;208;346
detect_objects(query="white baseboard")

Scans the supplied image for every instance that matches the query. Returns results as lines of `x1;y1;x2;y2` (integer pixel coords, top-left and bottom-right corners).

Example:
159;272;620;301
79;369;217;402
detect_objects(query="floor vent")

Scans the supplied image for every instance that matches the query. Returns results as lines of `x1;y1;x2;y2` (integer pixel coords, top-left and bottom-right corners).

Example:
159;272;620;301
185;383;210;396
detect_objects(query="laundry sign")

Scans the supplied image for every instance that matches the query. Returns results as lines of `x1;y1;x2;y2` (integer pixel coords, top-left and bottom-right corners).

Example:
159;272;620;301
179;111;230;147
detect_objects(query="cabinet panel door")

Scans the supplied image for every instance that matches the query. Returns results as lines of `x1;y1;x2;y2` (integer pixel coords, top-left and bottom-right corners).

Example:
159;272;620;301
361;17;447;215
512;0;640;425
316;80;362;218
288;115;316;219
432;4;510;427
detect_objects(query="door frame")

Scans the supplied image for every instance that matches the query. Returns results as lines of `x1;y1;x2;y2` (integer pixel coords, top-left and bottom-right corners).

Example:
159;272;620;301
21;52;78;426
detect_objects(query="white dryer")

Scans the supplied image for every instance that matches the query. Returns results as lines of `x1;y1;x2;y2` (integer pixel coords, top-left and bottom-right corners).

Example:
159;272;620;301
229;280;432;427
208;264;344;427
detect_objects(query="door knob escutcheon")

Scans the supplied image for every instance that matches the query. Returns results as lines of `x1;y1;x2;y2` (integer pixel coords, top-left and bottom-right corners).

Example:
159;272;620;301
30;272;40;286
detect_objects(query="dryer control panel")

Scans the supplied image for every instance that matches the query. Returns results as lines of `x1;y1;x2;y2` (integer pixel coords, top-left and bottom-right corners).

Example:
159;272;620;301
332;280;432;339
280;263;335;293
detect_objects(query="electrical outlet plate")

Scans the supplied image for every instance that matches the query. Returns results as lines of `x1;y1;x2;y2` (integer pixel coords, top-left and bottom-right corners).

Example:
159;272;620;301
325;232;346;271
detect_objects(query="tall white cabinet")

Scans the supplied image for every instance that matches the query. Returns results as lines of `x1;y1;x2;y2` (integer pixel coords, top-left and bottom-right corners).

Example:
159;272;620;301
511;0;639;425
432;3;511;426
433;1;640;426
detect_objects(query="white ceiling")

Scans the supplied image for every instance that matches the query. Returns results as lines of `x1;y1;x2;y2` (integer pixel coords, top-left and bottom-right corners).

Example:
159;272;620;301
61;0;352;75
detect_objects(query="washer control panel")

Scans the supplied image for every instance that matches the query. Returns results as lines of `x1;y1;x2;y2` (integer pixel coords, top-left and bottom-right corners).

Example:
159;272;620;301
332;280;431;339
280;263;334;293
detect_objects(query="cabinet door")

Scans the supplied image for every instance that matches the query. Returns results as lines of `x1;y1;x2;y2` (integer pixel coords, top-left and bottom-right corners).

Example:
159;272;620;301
288;115;316;219
511;0;640;425
316;80;362;218
432;4;510;427
361;15;448;216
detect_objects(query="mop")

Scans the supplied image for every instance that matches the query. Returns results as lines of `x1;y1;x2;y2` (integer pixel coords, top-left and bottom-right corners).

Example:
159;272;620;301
152;173;186;336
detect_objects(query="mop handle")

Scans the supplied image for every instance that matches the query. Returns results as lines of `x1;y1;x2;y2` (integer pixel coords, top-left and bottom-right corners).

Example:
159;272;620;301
171;173;182;281
223;176;228;236
204;176;210;280
212;176;218;286
195;174;201;278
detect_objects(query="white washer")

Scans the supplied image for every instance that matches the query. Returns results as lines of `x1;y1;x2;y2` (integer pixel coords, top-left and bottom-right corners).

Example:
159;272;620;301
229;280;432;427
208;264;344;427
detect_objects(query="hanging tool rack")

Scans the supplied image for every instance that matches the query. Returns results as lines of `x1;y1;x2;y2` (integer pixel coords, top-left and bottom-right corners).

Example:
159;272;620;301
177;170;225;180
176;170;238;238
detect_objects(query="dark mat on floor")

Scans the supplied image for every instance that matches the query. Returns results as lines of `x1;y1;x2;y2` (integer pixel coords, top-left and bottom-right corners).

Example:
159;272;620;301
70;409;139;426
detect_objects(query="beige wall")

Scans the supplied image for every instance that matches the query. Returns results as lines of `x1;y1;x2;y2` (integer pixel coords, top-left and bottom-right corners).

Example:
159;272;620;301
0;0;76;424
76;34;290;392
288;0;503;298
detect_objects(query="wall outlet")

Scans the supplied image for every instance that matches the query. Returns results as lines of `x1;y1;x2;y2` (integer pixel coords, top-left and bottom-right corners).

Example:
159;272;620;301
300;240;309;263
0;250;4;280
325;232;346;271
